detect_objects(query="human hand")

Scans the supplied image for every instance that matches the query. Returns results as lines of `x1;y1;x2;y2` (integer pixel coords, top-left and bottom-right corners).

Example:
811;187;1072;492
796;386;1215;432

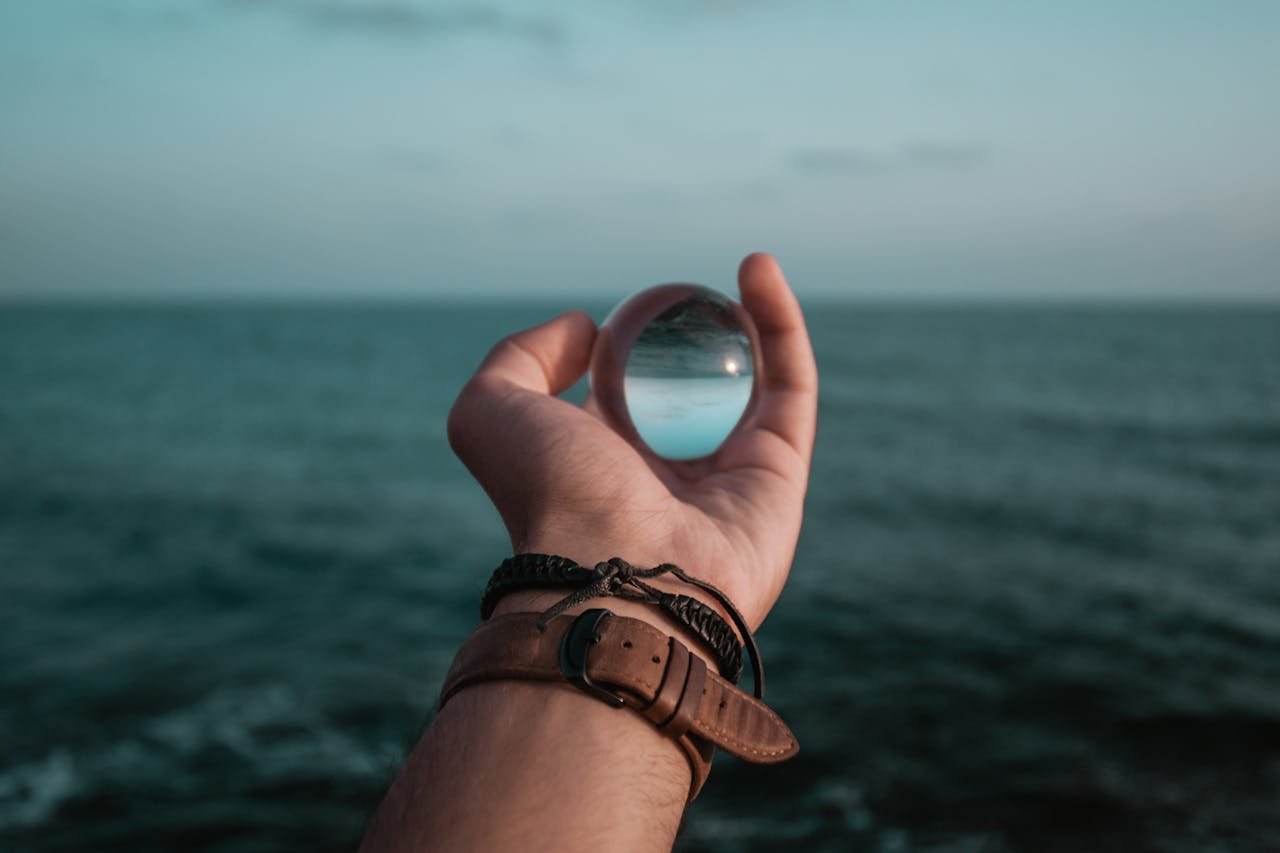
447;253;817;631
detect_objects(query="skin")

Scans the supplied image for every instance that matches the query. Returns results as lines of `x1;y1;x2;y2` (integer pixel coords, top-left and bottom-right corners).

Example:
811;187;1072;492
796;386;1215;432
359;253;818;853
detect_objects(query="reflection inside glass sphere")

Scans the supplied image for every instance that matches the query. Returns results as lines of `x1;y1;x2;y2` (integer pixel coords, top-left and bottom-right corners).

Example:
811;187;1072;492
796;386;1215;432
590;284;757;460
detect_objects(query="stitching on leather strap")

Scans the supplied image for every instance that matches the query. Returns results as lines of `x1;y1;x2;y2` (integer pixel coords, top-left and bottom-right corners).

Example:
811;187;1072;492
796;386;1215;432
437;612;798;777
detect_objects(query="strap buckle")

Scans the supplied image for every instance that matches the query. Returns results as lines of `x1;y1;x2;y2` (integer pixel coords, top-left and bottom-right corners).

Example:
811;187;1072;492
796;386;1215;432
559;609;625;707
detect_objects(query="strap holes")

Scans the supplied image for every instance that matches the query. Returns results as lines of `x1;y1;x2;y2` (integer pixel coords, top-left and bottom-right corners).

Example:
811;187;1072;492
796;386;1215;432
651;655;661;664
622;640;633;649
719;700;726;709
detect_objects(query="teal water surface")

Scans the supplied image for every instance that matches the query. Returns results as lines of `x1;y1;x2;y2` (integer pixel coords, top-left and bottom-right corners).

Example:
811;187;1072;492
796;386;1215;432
2;303;1279;852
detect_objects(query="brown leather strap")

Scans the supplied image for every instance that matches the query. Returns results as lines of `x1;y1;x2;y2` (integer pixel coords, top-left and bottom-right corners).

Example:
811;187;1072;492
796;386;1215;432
438;611;799;801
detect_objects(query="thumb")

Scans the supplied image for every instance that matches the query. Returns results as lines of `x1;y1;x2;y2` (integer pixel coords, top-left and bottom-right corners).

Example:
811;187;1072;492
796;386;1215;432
447;310;597;465
471;310;596;395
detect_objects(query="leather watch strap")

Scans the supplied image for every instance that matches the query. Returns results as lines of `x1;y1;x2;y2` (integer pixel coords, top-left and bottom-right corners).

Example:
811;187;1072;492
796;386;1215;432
479;554;747;684
438;610;799;801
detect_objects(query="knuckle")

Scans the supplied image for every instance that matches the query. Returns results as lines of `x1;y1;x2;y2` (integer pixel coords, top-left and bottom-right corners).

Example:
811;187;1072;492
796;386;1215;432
492;334;531;365
446;378;487;451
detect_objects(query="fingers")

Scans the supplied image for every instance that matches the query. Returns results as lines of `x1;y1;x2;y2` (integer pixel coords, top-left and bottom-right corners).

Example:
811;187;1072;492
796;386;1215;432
449;311;596;463
474;310;597;395
737;253;818;462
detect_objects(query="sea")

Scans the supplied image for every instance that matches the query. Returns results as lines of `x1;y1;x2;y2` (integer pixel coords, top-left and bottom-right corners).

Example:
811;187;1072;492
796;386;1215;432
2;302;1278;852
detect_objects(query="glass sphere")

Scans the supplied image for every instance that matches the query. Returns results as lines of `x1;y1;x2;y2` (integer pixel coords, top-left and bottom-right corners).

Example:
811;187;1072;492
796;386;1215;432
590;284;759;460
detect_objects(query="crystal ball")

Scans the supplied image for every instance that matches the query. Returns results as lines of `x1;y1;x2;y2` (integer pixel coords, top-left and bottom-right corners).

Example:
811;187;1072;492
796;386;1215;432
589;284;759;460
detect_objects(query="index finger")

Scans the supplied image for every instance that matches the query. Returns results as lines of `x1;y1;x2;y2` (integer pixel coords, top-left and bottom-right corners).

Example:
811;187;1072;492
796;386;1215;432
737;253;819;463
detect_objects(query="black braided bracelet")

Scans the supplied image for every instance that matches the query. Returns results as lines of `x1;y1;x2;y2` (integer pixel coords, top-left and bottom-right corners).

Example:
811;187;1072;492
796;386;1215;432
480;554;765;697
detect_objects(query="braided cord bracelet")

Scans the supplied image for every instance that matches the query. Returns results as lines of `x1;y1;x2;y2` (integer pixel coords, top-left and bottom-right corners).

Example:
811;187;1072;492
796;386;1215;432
481;554;764;697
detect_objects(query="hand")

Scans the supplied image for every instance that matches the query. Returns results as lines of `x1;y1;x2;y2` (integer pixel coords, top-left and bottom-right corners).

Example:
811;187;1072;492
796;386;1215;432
447;253;818;630
361;254;815;852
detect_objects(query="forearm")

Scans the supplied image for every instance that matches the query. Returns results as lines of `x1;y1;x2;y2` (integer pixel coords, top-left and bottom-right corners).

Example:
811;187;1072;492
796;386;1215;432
358;677;690;853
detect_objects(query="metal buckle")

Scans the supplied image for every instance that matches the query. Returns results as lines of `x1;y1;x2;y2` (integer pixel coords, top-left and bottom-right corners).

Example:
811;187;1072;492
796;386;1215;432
559;609;625;707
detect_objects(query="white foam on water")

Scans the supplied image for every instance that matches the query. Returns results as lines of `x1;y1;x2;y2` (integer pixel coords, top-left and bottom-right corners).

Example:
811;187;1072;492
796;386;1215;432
0;685;403;831
0;749;77;829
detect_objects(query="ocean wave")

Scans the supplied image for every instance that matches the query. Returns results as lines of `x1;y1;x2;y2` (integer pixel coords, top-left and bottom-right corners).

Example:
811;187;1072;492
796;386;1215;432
0;750;76;830
0;685;404;834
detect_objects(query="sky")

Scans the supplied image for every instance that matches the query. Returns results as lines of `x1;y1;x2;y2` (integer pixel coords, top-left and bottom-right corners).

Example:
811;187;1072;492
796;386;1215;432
1;0;1278;300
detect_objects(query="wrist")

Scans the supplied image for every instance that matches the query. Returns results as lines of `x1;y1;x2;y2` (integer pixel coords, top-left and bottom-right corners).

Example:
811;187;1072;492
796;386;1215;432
457;550;792;804
438;606;797;807
491;588;726;671
494;544;747;680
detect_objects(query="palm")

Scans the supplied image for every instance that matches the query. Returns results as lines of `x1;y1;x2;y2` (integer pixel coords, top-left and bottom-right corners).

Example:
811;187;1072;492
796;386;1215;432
448;255;817;629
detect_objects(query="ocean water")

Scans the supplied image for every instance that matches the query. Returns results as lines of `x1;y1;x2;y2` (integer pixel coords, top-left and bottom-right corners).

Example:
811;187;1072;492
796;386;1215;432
2;302;1279;853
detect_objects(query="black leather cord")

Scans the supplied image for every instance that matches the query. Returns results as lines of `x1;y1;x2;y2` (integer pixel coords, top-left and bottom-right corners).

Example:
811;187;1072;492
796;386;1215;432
481;554;764;697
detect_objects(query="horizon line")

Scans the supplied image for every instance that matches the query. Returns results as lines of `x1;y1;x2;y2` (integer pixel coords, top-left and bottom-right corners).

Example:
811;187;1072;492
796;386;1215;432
3;291;1279;309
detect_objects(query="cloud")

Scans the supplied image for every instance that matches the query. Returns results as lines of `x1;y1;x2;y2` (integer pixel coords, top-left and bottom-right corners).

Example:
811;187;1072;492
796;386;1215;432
901;140;988;169
790;148;881;174
791;140;990;175
220;1;565;46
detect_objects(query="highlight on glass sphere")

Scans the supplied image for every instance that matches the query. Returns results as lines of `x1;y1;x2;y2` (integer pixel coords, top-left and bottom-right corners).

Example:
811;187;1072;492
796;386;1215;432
589;284;759;460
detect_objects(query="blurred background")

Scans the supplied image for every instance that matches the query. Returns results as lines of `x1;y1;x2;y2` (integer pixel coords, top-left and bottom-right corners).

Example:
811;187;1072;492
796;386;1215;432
2;2;1279;851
